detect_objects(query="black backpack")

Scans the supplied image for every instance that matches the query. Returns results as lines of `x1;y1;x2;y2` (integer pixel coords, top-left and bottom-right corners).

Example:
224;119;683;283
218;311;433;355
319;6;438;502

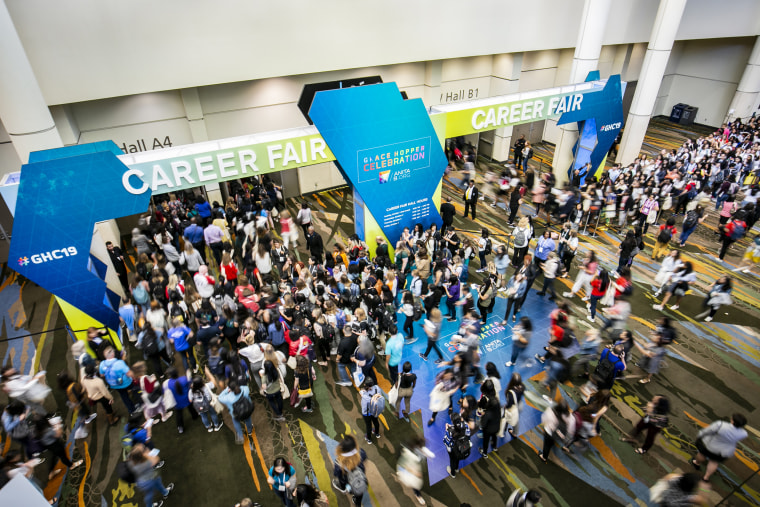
657;227;672;244
170;302;187;324
142;333;159;356
484;238;492;255
593;351;621;386
232;393;254;420
413;301;423;321
453;428;472;459
117;461;136;484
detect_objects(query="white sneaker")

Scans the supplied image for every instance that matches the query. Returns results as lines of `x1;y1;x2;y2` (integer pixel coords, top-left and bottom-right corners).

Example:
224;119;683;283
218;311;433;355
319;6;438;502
562;291;573;298
704;316;713;322
653;304;663;311
85;413;97;424
587;316;595;323
670;305;679;310
505;361;514;367
581;296;590;302
654;290;662;297
498;287;507;292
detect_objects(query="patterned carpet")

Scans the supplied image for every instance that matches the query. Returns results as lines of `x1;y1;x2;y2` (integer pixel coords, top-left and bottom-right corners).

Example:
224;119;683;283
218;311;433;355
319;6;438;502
1;116;758;507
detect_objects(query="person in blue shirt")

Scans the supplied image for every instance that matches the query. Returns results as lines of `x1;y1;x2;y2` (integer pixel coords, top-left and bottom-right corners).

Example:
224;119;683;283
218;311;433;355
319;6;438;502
384;325;404;386
501;272;528;324
268;320;288;356
167;318;196;373
359;377;384;445
99;346;140;414
218;379;253;444
534;230;556;267
118;297;136;344
267;457;296;507
183;218;207;263
194;198;212;224
166;368;196;434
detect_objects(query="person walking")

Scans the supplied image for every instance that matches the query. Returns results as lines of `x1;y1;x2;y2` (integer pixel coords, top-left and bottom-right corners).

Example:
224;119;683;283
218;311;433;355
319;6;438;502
463;180;479;220
653;261;696;311
189;376;223;432
166;367;196;434
395;361;417;421
293;355;315;414
563;251;598;301
477;380;501;458
332;435;369;506
501;272;527;324
620;395;670;454
506;317;532;367
259;361;286;421
359;377;384;445
219;379;255;444
500;373;525;439
695;275;733;322
444;412;471;478
384;325;404;386
690;413;748;482
127;443;174;507
419;309;444;362
476;275;495;324
538;399;576;463
268;457;297;507
80;363;119;425
99;346;141;415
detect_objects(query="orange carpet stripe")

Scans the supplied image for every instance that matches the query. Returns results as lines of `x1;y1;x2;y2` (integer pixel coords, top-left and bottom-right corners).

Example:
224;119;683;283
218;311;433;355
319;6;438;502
589;436;634;482
459;469;483;495
250;428;269;490
78;441;90;506
243;432;261;492
2;436;10;456
683;411;709;429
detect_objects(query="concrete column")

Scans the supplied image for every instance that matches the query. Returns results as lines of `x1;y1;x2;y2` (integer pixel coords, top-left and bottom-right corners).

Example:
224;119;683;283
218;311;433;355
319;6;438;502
0;1;62;162
552;0;612;186
616;0;687;165
727;36;760;121
423;61;443;107
491;54;522;162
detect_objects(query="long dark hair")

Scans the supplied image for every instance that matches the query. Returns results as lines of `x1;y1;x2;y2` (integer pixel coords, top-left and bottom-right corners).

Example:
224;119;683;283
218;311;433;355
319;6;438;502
263;360;278;383
506;372;524;394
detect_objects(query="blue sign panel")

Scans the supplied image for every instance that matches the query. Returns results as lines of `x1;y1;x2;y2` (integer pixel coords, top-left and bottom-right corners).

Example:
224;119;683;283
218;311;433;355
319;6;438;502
309;83;447;246
9;142;151;329
558;74;624;184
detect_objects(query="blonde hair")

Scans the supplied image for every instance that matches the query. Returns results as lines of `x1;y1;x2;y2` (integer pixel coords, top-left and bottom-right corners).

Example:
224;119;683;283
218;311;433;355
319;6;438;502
430;307;442;322
517;216;530;228
222;251;232;265
354;307;366;320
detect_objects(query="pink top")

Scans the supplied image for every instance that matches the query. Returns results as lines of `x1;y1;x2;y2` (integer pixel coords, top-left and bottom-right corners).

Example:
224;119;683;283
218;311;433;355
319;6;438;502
720;201;734;217
281;217;293;233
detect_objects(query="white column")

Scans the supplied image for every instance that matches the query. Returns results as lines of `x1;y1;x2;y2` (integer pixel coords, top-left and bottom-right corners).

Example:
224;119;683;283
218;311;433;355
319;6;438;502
727;36;760;122
616;0;687;165
0;1;62;162
491;54;522;162
552;0;612;186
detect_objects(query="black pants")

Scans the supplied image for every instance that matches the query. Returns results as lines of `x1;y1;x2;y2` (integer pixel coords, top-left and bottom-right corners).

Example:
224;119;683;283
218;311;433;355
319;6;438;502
562;253;574;273
509;206;519;224
482;430;498;454
540;277;556;299
719;237;733;260
512;246;528;266
631;418;662;452
92;397;114;415
441;220;453;234
423;339;444;360
503;297;519;321
388;364;399;386
363;414;380;439
317;336;331;362
448;450;460;474
209;241;224;266
175;404;198;430
464;201;477;220
542;430;556;458
192;241;207;263
46;439;73;471
403;315;414;337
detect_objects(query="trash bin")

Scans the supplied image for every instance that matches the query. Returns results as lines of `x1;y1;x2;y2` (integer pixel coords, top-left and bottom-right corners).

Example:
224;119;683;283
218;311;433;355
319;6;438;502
680;106;698;125
670;103;687;123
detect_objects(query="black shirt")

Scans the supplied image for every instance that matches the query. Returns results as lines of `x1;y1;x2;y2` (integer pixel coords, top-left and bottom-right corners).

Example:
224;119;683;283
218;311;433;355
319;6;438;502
336;334;358;364
440;202;456;223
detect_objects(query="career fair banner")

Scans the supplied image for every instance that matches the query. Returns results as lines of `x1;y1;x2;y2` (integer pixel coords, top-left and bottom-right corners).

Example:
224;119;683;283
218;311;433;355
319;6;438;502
8;77;623;332
308;83;448;246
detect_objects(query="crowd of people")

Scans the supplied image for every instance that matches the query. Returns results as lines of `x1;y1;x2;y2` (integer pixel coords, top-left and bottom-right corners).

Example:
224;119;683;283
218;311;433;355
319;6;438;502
2;116;759;506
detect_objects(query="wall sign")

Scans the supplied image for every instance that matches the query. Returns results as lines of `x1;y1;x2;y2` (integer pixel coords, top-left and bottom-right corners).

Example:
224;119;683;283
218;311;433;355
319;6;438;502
309;83;447;246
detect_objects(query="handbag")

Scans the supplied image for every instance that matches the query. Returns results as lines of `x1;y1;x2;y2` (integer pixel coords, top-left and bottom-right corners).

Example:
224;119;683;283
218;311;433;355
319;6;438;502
289;386;299;407
429;384;450;413
388;385;399;407
278;371;290;399
286;356;297;370
161;379;177;410
499;390;520;437
353;369;365;387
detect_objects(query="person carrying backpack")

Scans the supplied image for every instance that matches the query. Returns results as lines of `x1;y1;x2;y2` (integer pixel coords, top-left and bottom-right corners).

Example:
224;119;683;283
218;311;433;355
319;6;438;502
444;412;471;478
360;377;385;445
332;435;368;506
591;344;627;391
652;217;678;260
218;379;253;444
539;399;576;463
99;346;141;415
719;214;747;260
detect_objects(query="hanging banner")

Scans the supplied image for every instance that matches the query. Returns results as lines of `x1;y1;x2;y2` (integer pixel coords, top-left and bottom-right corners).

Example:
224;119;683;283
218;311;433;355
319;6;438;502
309;83;447;246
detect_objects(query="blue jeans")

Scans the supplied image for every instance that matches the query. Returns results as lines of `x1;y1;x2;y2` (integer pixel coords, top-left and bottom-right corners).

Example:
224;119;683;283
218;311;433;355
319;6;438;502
199;408;220;429
137;476;168;507
680;225;696;245
337;362;356;384
177;348;197;372
589;294;602;319
231;416;253;440
715;193;728;210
